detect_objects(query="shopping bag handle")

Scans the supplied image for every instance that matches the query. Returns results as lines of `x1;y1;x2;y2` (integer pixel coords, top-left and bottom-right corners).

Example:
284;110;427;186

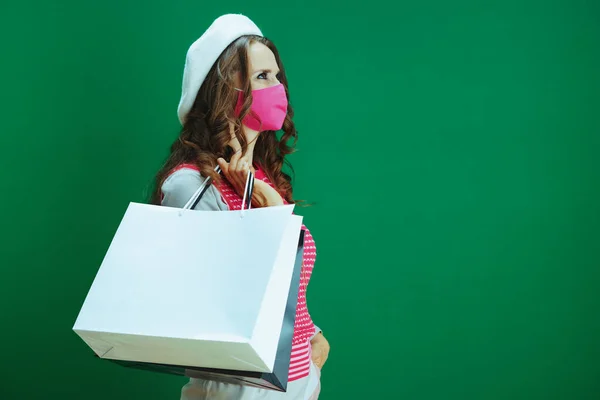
183;165;254;215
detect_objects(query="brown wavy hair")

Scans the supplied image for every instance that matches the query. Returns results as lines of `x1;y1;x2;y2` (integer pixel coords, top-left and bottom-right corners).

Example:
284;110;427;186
150;35;298;205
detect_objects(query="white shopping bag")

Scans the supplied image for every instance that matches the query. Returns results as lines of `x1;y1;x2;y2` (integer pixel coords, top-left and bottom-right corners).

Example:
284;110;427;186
73;171;304;391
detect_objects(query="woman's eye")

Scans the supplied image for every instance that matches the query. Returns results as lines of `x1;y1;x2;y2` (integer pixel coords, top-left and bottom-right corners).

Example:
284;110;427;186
257;72;267;79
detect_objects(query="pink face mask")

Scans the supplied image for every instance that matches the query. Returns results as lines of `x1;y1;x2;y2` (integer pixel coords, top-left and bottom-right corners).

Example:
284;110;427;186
234;84;288;131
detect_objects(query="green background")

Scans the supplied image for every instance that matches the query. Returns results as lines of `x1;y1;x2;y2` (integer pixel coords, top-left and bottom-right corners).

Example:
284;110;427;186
1;0;598;399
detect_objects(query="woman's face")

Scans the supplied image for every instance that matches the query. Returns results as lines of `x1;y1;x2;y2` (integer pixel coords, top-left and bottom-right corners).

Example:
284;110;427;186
246;42;281;90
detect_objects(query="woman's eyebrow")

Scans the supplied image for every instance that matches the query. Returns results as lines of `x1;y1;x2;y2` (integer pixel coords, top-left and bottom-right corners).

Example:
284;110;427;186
252;68;281;75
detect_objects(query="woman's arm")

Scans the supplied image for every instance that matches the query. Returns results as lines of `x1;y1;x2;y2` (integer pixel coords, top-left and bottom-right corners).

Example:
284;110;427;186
310;329;330;369
252;179;284;207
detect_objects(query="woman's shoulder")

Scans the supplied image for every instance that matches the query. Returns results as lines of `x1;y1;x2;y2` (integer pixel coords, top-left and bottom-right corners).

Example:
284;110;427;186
161;164;228;211
163;164;201;182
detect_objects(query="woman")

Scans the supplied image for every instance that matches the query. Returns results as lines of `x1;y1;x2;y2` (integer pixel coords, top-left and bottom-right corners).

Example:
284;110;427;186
150;14;329;400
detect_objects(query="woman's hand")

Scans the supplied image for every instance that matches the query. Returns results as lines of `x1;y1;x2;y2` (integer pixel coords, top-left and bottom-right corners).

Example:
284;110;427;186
217;151;253;199
217;157;284;207
217;123;256;199
217;158;284;207
310;332;330;369
217;124;284;207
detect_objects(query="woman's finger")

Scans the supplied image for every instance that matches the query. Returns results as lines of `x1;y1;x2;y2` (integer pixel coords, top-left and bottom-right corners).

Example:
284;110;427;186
238;160;253;198
238;158;249;175
235;155;250;180
229;152;241;185
218;158;239;191
229;136;243;155
238;163;250;191
220;151;250;197
232;156;248;195
217;158;229;175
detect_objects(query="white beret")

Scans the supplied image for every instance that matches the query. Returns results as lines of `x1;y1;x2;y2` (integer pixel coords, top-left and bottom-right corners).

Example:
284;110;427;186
177;14;263;125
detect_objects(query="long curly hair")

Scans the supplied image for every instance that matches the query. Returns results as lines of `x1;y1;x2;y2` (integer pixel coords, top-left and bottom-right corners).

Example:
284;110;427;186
150;35;298;205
